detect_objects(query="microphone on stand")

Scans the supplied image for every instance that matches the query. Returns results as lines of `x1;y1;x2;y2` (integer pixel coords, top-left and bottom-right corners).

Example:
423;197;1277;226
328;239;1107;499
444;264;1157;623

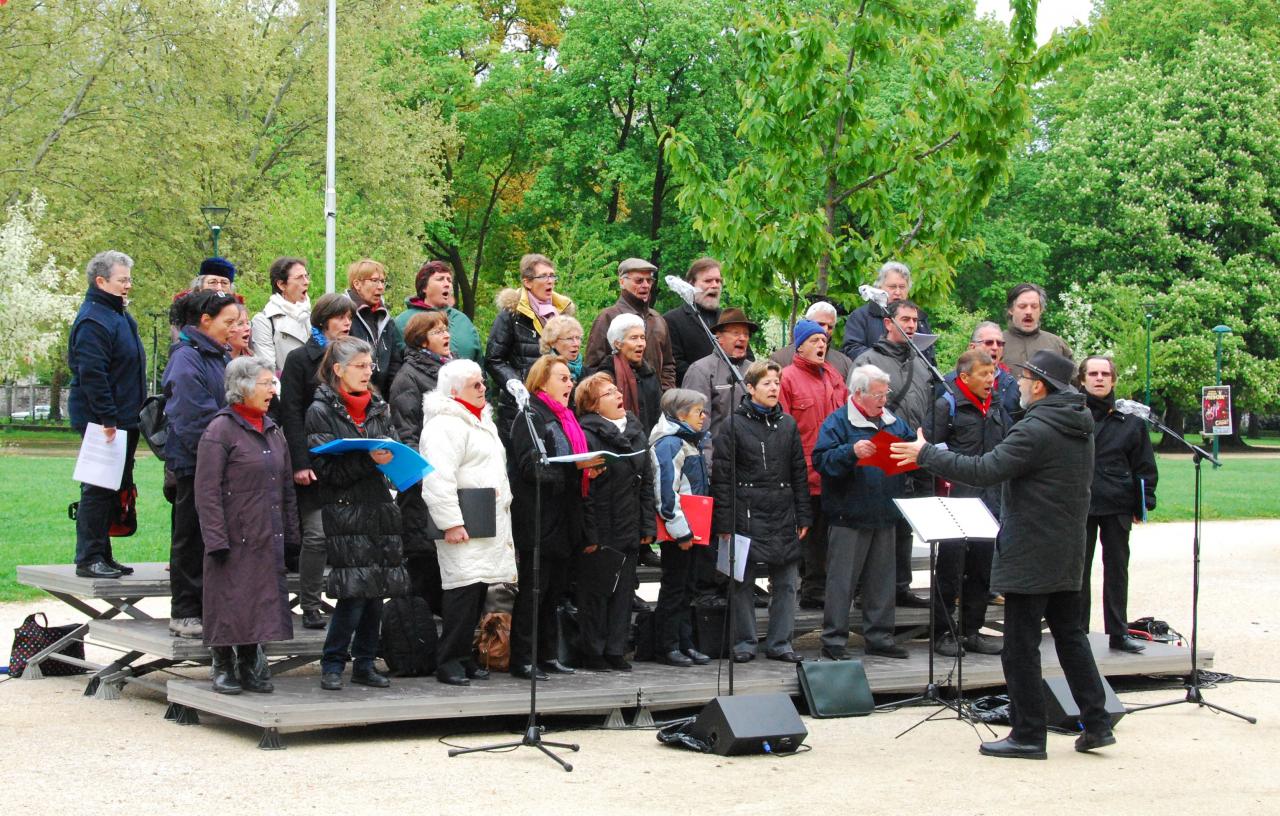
506;379;530;411
1114;399;1152;420
665;274;700;306
859;285;889;308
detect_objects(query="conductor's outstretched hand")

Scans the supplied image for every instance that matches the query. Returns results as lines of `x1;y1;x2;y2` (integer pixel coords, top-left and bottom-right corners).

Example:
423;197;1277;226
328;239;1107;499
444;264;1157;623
890;428;928;465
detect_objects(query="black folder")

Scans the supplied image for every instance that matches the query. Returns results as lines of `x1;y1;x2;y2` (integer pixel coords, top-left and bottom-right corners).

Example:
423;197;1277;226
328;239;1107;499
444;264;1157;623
424;488;497;539
574;546;627;595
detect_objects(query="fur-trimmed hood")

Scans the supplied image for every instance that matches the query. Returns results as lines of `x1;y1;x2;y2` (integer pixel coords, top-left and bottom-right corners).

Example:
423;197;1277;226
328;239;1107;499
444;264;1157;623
495;286;576;322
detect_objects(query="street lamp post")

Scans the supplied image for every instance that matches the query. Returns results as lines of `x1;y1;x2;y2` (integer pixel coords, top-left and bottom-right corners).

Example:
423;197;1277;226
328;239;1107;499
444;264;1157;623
1212;324;1232;466
200;205;230;256
1143;302;1157;405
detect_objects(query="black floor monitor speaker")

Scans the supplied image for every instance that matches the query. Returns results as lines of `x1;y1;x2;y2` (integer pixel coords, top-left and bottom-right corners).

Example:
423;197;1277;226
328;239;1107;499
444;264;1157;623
688;693;808;755
1044;675;1126;731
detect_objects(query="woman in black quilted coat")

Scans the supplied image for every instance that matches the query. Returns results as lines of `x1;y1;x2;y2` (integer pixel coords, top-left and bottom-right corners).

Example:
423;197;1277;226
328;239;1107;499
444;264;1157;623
711;360;812;663
305;336;410;692
574;372;656;671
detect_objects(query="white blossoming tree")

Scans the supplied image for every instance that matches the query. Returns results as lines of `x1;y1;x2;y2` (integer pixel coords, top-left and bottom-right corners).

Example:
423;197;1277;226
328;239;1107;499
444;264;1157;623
0;192;80;381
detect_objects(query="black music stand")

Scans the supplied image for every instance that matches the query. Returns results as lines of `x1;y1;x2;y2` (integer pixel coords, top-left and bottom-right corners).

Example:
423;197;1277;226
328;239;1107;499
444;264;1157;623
448;399;581;771
1123;413;1256;724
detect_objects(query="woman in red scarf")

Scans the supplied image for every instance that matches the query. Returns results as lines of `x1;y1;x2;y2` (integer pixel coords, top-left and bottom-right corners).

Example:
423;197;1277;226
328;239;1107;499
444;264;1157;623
507;355;601;680
587;313;661;433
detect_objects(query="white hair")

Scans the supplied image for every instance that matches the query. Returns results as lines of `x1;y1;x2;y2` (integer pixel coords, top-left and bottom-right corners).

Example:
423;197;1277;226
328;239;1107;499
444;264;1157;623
224;357;271;404
435;359;483;398
85;250;133;287
804;301;838;321
875;260;911;289
848;364;891;395
607;313;646;351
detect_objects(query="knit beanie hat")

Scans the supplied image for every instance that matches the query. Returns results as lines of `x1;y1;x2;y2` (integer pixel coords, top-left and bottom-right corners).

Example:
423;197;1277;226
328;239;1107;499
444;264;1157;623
793;319;826;349
200;256;237;283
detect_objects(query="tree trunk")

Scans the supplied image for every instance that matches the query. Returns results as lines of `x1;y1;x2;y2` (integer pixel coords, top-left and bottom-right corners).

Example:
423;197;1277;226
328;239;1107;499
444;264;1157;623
649;132;669;269
49;363;66;422
1155;404;1187;452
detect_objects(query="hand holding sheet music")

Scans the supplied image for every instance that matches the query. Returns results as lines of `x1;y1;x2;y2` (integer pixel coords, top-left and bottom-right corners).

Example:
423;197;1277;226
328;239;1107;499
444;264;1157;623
856;430;919;476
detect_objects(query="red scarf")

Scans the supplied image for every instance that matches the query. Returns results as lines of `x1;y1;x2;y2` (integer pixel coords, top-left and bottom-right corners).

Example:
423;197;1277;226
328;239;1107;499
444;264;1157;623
231;403;266;433
612;354;641;417
954;376;991;417
453;397;483;421
339;387;372;427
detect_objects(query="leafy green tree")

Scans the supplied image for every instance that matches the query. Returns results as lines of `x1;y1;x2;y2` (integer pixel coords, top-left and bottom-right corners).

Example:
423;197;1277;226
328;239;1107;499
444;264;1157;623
1033;32;1280;425
665;0;1092;326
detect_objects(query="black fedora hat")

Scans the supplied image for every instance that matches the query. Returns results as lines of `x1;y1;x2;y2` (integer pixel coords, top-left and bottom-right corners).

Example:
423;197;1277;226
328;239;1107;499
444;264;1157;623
711;307;759;334
1013;350;1077;394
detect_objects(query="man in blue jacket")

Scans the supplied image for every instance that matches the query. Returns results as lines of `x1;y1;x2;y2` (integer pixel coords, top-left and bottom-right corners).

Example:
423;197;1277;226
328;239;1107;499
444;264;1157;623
68;251;146;578
812;364;915;660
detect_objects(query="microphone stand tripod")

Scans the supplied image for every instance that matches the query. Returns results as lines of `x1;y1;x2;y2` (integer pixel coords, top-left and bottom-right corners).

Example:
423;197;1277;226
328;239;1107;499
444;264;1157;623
449;398;581;770
684;298;747;694
868;299;986;734
1123;412;1255;724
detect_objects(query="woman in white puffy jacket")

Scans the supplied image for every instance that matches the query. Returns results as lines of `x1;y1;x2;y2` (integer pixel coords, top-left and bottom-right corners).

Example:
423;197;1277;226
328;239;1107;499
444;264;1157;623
420;359;518;686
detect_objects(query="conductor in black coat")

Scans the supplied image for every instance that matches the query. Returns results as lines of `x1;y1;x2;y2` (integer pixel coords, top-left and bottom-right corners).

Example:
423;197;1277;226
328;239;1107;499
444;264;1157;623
893;351;1115;759
1078;356;1158;653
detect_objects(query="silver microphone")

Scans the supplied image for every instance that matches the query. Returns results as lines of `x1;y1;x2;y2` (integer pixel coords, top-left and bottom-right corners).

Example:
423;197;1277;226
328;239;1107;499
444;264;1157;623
665;274;698;306
1114;399;1152;420
859;284;889;307
506;378;530;410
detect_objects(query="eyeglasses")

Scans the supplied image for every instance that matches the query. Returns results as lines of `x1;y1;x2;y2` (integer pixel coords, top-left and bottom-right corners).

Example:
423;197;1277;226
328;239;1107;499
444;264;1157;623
980;339;1007;347
364;277;388;286
865;389;893;403
254;378;278;389
108;277;133;285
345;361;374;370
627;275;655;284
530;274;557;282
560;334;583;343
428;328;450;337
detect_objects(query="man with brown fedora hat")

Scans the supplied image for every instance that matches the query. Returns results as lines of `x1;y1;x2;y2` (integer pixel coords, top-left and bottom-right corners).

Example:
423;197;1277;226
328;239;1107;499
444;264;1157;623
890;349;1116;760
683;307;759;469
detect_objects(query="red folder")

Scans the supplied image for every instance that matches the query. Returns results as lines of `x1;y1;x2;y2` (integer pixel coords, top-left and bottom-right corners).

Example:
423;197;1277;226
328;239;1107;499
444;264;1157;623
655;494;714;546
855;430;920;476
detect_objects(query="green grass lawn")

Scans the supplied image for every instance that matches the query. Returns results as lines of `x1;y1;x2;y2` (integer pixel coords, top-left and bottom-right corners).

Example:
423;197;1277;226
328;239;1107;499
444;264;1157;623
1;450;1277;602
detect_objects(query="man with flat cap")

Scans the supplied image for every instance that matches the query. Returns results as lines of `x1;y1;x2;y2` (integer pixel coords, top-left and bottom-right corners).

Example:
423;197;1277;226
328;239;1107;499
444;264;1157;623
891;350;1115;760
585;258;677;391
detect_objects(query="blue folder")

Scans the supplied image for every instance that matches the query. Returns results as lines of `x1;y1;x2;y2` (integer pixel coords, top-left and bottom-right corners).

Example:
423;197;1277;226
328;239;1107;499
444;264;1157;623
309;437;433;491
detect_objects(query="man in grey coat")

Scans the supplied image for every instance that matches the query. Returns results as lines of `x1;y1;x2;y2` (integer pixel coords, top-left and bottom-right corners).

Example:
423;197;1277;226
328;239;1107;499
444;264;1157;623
891;350;1114;760
854;299;932;607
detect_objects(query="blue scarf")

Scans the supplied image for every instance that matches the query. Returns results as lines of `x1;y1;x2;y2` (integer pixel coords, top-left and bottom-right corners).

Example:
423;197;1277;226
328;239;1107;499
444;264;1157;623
310;326;327;347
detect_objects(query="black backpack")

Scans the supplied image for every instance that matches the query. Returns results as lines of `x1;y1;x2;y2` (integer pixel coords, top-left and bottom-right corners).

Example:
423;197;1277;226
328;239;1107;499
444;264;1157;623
379;596;438;676
138;394;168;458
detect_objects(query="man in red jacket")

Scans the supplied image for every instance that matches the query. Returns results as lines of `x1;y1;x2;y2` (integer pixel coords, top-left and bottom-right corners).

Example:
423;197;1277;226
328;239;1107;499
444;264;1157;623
780;320;850;608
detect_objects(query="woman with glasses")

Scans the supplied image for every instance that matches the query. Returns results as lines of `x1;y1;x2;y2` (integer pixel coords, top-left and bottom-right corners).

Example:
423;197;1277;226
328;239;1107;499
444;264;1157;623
485;254;576;445
195;357;298;694
540;315;585;381
389;310;453;611
305;336;410;691
345;258;404;396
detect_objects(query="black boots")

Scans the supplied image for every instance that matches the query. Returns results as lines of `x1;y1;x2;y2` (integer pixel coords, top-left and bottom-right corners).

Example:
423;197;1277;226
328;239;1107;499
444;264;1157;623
235;644;274;693
211;647;242;695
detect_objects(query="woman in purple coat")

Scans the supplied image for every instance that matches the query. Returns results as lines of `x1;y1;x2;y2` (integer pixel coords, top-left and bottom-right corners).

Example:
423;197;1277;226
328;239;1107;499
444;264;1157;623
195;357;299;694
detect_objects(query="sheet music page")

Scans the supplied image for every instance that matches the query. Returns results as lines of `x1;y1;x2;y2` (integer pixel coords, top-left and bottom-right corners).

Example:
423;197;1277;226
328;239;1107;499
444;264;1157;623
894;497;1000;542
73;422;127;490
944;498;1000;540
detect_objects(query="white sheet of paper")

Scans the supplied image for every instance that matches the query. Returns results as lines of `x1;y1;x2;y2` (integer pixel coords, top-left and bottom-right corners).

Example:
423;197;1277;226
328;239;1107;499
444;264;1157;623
894;497;999;542
715;534;751;582
73;422;127;490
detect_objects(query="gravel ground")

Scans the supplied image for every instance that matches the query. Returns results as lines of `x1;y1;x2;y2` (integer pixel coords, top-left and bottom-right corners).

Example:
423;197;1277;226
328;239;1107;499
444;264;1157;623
1;519;1277;815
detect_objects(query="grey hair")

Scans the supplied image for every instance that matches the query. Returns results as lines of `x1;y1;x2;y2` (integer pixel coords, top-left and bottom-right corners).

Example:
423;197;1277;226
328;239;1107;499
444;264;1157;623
875;260;911;289
848;364;891;395
85;251;133;288
607;313;646;351
660;387;707;419
435;358;484;398
540;315;583;354
804;301;838;321
224;357;271;405
970;321;1002;343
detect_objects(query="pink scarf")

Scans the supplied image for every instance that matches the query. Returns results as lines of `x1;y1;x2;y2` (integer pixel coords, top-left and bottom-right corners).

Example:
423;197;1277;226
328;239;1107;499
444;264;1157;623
536;391;591;496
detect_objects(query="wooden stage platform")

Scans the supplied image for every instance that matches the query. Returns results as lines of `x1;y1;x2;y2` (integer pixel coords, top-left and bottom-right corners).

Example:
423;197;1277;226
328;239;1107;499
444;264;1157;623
165;635;1210;749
